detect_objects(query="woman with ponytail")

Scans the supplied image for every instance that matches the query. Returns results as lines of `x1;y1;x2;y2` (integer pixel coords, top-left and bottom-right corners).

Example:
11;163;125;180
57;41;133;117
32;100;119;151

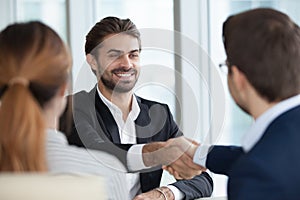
0;21;70;171
0;22;127;199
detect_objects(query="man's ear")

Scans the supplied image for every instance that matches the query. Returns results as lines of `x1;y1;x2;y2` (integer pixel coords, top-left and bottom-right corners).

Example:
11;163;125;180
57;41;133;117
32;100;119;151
86;54;98;73
231;65;248;92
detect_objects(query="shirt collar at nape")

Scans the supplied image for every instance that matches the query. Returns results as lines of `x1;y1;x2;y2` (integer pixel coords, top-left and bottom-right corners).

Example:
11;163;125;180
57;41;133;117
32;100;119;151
242;94;300;152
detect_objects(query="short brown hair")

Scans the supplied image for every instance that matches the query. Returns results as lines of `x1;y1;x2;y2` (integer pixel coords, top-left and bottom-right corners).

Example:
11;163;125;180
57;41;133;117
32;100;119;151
85;16;141;55
223;8;300;102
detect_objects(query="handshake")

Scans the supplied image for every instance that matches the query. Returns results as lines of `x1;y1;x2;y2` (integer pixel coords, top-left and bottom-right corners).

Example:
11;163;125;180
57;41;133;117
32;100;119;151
142;136;207;179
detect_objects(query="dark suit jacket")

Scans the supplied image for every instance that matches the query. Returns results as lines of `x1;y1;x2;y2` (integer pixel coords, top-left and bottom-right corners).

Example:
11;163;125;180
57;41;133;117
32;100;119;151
60;86;213;199
206;105;300;200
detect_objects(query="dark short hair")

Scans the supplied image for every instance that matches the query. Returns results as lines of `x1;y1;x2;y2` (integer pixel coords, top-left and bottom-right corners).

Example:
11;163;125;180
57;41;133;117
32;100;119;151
223;8;300;102
85;16;141;55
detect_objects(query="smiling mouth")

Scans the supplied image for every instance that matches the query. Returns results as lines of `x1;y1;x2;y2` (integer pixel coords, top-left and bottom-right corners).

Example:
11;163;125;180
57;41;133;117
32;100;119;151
112;68;136;78
115;72;134;77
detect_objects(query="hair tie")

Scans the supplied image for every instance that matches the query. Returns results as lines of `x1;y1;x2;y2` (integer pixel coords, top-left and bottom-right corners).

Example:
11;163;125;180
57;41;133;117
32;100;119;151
8;77;29;87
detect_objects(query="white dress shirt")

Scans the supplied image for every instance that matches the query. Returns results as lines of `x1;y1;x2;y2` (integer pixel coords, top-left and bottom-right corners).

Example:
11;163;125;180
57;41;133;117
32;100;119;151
97;87;184;200
194;94;300;166
97;89;141;200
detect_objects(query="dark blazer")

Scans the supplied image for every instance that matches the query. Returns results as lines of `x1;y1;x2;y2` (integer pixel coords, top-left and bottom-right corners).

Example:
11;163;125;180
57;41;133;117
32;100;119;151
206;105;300;200
60;86;213;199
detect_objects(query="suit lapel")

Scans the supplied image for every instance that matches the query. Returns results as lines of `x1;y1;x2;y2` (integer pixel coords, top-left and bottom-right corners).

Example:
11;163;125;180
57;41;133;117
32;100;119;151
135;97;152;144
92;89;155;144
93;87;121;143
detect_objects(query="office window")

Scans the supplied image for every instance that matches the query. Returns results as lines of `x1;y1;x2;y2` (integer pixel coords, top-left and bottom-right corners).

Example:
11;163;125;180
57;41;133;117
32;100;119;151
95;0;173;29
16;0;67;42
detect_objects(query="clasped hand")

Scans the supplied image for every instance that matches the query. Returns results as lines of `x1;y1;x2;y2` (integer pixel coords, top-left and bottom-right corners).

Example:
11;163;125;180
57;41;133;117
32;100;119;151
143;136;206;179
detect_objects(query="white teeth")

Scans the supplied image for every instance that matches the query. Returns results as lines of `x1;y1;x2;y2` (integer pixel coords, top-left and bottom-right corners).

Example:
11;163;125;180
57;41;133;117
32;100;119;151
116;73;131;77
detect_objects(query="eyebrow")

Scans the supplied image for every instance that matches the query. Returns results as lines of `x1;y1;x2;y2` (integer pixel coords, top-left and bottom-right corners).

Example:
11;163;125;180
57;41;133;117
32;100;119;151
129;49;140;53
106;49;139;54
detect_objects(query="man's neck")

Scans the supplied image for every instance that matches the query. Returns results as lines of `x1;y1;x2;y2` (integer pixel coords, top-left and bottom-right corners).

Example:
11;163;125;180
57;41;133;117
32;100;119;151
246;89;278;120
98;83;133;121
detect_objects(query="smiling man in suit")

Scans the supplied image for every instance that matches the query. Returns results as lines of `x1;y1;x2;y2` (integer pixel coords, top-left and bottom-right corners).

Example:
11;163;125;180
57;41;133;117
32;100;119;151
60;17;213;200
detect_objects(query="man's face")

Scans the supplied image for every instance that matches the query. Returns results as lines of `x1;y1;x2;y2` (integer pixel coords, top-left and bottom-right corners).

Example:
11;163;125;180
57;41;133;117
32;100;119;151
95;33;140;93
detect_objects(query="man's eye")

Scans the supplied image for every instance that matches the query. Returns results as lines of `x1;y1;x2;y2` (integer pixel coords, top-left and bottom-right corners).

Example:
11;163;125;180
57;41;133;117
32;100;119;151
129;53;139;58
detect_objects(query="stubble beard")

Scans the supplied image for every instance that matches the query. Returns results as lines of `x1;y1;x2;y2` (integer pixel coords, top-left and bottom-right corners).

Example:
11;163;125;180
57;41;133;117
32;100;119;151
100;69;138;93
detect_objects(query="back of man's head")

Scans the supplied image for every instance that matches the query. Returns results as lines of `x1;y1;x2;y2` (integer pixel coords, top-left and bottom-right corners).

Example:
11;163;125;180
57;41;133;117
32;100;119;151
223;8;300;102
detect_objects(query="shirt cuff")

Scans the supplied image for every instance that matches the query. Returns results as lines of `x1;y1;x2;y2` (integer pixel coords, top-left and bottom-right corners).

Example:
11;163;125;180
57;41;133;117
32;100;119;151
127;144;150;171
166;185;184;200
193;144;211;167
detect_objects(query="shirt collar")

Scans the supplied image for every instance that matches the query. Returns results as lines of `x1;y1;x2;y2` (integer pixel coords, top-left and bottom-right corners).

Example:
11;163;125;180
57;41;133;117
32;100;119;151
96;86;140;121
130;95;141;121
242;94;300;152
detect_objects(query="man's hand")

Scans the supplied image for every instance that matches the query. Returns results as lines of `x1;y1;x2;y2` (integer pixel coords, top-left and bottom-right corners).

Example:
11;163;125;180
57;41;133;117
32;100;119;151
165;137;206;179
142;136;205;179
133;186;174;200
142;136;196;167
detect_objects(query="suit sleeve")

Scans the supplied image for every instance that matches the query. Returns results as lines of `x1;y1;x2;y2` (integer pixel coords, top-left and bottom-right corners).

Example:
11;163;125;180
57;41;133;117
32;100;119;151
206;145;244;175
171;172;213;199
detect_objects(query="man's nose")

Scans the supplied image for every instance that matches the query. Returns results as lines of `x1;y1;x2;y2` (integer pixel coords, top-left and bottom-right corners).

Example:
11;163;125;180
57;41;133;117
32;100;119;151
119;55;133;68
